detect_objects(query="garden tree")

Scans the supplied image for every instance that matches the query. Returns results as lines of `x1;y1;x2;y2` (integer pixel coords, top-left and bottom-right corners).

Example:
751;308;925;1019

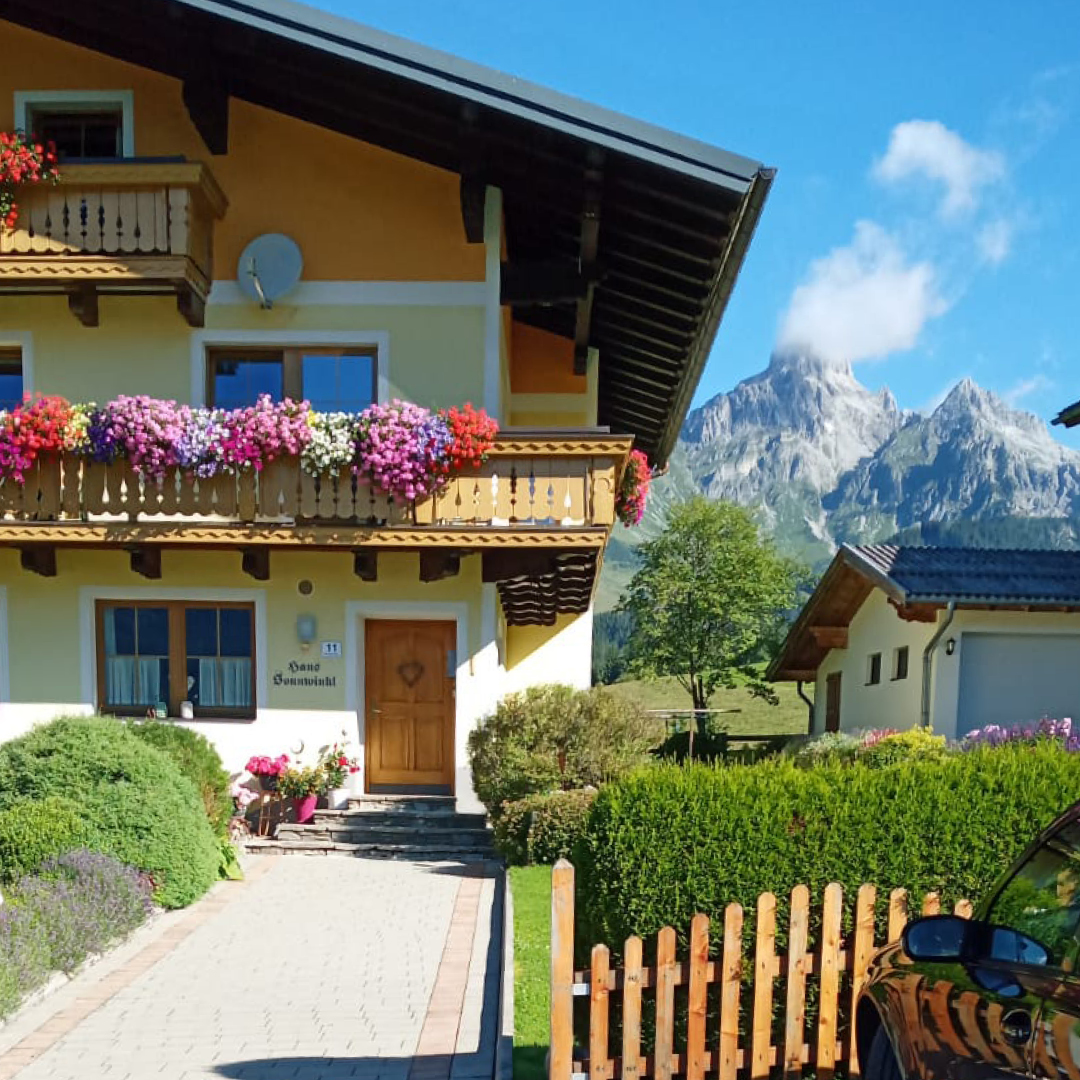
621;497;805;713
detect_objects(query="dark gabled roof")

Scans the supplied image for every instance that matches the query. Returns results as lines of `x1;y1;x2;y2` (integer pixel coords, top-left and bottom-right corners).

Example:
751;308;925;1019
847;544;1080;605
0;0;773;465
768;544;1080;681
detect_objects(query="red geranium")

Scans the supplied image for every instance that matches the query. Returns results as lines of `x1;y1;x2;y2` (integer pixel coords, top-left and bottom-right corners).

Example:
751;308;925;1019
615;448;652;527
0;132;59;232
0;395;72;482
438;402;498;473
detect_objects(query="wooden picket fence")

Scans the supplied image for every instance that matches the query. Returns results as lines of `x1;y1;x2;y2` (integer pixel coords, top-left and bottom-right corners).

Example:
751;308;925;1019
549;860;973;1080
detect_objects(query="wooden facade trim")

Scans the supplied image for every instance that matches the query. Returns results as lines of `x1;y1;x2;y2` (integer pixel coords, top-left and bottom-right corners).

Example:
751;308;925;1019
0;523;610;549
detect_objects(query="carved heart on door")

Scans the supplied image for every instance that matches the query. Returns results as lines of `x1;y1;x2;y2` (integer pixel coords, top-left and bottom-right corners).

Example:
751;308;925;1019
397;661;425;688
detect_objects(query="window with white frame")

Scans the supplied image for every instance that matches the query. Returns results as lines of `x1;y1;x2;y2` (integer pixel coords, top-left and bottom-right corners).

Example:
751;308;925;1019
14;91;134;160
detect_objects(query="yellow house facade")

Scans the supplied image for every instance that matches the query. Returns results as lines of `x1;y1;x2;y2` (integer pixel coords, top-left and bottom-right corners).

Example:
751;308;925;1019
0;1;771;807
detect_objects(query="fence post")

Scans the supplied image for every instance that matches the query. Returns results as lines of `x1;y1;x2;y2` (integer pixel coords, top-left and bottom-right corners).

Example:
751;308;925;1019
551;859;576;1080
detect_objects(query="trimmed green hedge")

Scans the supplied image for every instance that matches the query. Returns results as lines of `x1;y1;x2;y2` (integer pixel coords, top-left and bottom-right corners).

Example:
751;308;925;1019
0;717;219;908
574;743;1080;952
127;721;232;836
0;797;88;883
495;789;597;866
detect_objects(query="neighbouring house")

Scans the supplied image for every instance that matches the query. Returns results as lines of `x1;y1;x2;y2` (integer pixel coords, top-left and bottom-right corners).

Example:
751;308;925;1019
769;544;1080;739
0;0;771;808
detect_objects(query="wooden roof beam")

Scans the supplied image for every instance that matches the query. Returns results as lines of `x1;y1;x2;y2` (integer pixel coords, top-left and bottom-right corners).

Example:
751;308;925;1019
574;161;603;375
808;626;848;650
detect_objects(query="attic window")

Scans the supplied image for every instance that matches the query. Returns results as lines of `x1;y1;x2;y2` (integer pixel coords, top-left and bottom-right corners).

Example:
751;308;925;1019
866;652;882;686
14;91;135;160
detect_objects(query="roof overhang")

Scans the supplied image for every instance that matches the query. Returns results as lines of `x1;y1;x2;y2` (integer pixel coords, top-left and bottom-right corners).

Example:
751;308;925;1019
0;0;773;466
768;544;1080;681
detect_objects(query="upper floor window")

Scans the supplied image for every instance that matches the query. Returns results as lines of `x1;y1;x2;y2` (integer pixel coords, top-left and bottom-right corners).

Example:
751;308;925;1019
0;349;23;412
207;347;378;413
31;108;122;161
14;91;134;161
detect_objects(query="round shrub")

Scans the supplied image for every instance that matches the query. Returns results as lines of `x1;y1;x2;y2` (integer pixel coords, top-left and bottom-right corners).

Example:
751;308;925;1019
467;684;662;818
0;796;89;883
127;721;232;836
574;742;1080;954
494;789;597;865
0;716;219;908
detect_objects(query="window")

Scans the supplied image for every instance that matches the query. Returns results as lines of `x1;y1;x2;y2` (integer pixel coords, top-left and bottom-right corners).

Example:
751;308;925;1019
97;600;255;719
866;652;882;686
984;819;1080;970
892;646;909;681
207;347;377;413
29;108;122;160
15;91;134;160
0;349;22;411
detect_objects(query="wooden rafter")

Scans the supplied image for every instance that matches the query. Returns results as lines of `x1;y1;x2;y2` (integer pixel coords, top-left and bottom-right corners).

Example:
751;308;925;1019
808;626;848;650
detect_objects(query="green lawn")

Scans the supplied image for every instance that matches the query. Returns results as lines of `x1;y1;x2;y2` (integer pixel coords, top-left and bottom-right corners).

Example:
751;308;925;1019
510;865;551;1080
606;676;811;736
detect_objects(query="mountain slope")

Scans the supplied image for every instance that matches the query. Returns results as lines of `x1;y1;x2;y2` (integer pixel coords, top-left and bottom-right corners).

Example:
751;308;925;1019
597;355;1080;610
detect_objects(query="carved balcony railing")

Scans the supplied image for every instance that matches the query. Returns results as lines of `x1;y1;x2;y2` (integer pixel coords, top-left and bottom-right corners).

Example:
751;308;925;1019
0;433;631;545
0;162;227;327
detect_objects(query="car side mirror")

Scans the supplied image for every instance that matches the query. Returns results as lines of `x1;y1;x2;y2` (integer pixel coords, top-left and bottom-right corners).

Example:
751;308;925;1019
903;914;1053;969
902;915;970;961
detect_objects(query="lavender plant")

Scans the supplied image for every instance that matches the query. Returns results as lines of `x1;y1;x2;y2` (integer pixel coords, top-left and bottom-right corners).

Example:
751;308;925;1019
0;850;152;1017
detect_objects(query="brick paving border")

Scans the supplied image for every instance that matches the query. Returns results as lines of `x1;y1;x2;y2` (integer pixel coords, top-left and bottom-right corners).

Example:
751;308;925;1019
0;856;280;1080
409;869;488;1080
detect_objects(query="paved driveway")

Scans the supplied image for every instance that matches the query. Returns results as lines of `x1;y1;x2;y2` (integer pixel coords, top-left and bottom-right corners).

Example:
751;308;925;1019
0;857;503;1080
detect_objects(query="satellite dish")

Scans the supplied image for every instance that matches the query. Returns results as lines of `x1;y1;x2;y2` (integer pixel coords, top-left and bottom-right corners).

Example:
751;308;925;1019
238;233;303;309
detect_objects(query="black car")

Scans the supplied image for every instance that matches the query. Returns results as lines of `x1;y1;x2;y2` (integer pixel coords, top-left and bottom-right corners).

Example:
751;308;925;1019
857;801;1080;1079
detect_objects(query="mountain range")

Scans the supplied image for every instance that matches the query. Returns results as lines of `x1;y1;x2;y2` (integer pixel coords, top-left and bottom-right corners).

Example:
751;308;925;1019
596;353;1080;609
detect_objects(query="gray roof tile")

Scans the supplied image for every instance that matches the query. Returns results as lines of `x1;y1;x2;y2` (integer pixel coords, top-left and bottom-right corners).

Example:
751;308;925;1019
844;544;1080;605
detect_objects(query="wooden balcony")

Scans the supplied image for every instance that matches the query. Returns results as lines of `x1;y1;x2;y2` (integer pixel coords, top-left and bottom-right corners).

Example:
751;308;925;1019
0;162;227;327
0;432;630;549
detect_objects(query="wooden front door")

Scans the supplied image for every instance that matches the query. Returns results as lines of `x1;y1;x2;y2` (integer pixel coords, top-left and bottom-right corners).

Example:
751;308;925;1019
365;620;456;792
824;672;842;733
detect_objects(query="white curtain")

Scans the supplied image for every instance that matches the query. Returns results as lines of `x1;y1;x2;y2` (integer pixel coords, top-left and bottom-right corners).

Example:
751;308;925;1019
103;609;161;705
198;658;252;708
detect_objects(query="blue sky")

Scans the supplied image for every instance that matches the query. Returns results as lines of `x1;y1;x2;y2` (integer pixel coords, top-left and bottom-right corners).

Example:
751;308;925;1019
315;1;1080;440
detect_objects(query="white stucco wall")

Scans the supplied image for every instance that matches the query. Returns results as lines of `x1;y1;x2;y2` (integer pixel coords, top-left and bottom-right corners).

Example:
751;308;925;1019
813;589;930;733
813;591;1080;738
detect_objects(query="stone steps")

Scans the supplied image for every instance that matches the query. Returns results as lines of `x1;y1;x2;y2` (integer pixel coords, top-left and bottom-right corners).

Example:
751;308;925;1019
245;838;498;863
310;809;489;830
247;794;498;861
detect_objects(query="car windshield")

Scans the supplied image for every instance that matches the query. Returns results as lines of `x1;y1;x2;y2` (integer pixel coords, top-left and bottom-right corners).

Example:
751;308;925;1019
985;820;1080;968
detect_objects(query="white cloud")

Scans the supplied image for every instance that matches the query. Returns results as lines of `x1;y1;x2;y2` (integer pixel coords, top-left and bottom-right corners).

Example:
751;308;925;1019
1003;373;1054;405
977;218;1014;265
872;120;1005;217
777;221;948;365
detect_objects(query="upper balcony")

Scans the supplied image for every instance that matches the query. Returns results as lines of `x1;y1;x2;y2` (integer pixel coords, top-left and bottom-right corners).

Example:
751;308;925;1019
0;430;629;620
0;161;227;327
0;427;627;574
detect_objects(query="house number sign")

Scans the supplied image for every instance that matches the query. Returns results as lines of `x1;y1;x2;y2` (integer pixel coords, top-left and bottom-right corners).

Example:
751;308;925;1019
321;641;343;658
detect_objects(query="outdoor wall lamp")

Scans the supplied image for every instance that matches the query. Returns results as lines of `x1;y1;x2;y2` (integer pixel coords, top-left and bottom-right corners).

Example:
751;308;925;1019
296;614;318;650
945;637;956;656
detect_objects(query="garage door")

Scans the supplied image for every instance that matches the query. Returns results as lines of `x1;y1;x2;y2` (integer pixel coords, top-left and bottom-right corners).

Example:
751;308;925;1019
956;632;1080;736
